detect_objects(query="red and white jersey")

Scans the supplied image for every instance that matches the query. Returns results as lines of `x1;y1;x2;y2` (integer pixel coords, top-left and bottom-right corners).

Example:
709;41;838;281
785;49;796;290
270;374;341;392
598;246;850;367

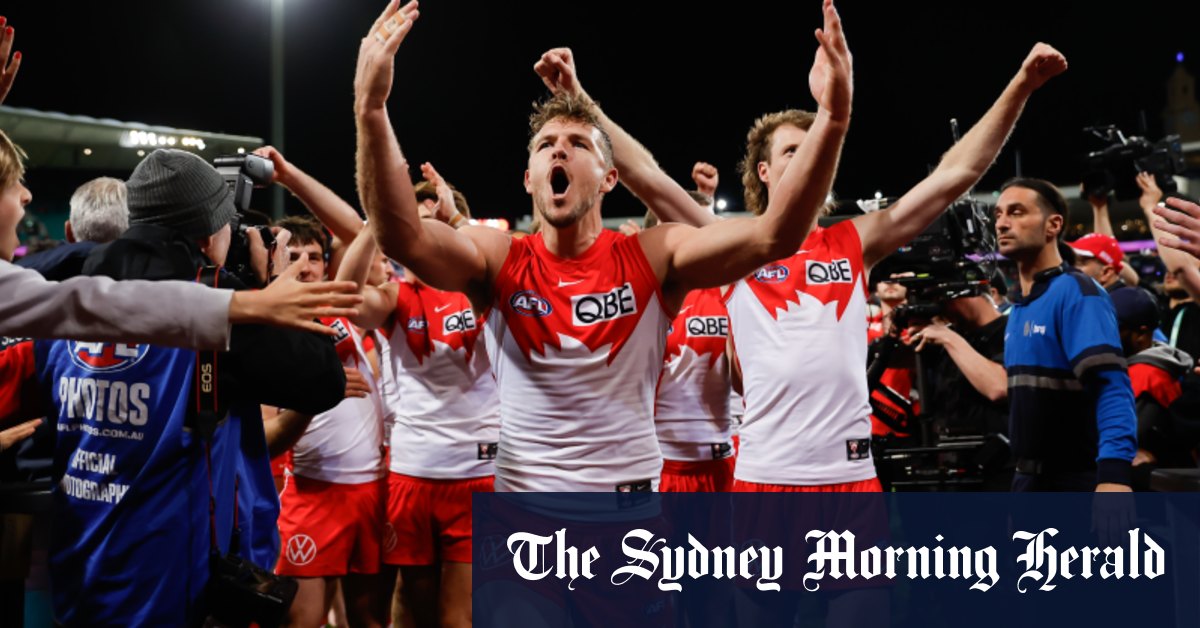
654;287;734;462
725;220;875;485
373;329;401;444
291;317;387;484
485;230;670;491
385;283;500;479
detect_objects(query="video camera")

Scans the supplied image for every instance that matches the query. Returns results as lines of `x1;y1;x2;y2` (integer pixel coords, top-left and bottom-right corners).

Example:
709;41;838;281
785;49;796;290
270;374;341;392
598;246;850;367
872;197;996;328
865;183;1008;489
1081;125;1184;201
214;154;275;287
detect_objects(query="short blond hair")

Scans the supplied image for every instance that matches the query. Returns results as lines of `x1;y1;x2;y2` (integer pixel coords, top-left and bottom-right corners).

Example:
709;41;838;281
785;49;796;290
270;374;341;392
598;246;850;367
738;109;816;216
0;130;27;190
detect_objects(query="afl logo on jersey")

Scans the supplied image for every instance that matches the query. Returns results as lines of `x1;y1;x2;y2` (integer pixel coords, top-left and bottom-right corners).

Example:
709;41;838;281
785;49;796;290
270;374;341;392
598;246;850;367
754;265;790;283
69;341;150;374
510;291;553;317
407;316;427;332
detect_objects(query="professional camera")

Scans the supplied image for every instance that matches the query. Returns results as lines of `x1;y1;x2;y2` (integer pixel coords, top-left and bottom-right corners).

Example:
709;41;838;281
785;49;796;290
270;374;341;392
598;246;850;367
867;194;1007;490
214;154;275;287
872;197;996;328
1081;125;1185;200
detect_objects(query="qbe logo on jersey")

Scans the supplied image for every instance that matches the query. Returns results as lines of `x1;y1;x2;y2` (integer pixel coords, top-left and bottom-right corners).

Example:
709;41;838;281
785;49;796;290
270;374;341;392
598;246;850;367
69;342;150;374
806;258;854;284
686;316;728;338
571;282;637;327
442;308;477;334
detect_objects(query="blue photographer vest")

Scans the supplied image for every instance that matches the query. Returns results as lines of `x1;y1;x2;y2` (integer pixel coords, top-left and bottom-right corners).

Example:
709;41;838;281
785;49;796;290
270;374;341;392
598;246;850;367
34;338;241;626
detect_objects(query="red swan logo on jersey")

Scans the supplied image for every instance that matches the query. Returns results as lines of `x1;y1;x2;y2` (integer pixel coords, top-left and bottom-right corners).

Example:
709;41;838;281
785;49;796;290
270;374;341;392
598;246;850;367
69;342;150;373
745;223;865;322
498;231;662;365
397;284;481;364
665;288;728;367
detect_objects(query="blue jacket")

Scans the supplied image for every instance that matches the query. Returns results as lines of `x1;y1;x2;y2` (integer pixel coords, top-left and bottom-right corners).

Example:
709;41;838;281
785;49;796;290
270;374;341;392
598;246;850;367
32;224;344;626
1005;264;1137;486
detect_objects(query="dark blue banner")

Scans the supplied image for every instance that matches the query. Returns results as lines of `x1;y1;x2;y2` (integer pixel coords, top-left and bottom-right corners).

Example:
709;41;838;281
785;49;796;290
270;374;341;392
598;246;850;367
473;493;1200;627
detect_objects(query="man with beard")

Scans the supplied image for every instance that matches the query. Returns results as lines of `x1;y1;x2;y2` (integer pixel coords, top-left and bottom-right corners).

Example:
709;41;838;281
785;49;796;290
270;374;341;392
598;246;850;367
353;0;851;491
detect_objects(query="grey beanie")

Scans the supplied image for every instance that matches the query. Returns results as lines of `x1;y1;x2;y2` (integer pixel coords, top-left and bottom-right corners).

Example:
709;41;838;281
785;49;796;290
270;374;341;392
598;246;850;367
126;149;237;239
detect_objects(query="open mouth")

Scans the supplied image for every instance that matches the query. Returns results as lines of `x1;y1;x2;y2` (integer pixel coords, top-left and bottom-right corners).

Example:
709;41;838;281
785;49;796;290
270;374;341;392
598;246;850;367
550;166;570;198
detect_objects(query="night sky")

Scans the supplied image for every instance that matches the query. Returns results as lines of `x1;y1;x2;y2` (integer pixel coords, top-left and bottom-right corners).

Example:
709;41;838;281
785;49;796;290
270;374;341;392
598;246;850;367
6;0;1200;223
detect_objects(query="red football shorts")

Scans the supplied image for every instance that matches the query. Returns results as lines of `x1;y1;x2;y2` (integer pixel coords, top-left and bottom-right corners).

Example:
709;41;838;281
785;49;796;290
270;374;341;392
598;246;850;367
270;450;291;478
384;472;494;565
660;457;736;492
276;474;386;577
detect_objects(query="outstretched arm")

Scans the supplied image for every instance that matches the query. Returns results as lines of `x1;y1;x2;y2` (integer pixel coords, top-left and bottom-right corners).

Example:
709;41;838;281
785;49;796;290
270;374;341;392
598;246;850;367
254;146;365;243
646;0;851;291
353;0;506;301
534;49;717;228
855;43;1068;268
336;227;399;330
1086;186;1115;237
0;259;359;347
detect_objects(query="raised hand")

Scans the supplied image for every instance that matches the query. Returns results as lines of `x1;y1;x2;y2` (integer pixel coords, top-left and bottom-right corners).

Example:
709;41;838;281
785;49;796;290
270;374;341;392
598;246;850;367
692;162;719;199
252;145;294;186
0;18;21;105
419;162;463;224
808;0;853;121
534;47;586;99
1016;43;1067;92
228;260;364;336
354;0;421;112
1136;171;1163;209
1153;197;1200;258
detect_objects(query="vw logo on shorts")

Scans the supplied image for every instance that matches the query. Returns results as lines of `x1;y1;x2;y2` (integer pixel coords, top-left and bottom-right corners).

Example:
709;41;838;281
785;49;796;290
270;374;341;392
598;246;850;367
285;534;318;566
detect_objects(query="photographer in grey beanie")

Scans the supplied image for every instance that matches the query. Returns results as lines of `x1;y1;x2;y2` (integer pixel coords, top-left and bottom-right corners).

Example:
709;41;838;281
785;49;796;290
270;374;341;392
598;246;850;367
40;146;350;625
126;148;239;261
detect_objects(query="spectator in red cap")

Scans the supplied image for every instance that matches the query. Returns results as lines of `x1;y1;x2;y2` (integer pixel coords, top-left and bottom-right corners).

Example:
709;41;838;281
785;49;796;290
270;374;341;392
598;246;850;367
1069;232;1128;292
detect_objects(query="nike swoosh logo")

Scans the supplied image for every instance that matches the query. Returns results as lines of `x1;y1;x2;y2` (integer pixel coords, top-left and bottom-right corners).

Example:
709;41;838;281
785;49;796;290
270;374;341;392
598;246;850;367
434;304;453;313
558;279;584;288
679;306;693;314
